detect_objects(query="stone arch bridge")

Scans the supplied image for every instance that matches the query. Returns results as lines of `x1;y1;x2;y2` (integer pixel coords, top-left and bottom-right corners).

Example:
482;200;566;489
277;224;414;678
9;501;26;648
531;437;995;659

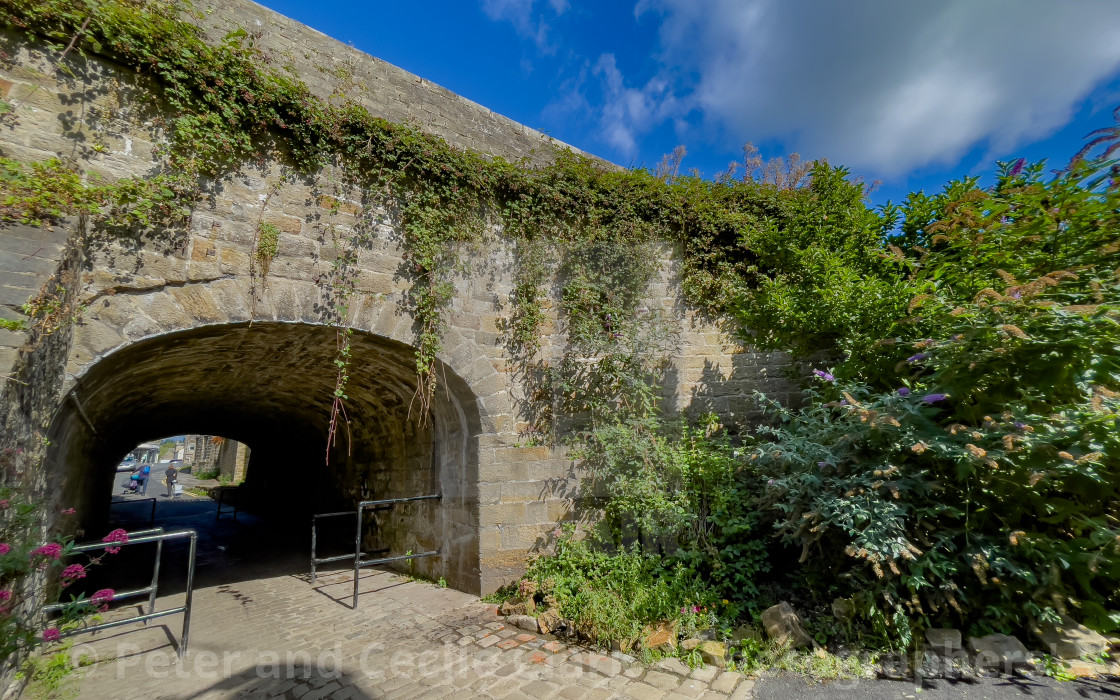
0;0;796;594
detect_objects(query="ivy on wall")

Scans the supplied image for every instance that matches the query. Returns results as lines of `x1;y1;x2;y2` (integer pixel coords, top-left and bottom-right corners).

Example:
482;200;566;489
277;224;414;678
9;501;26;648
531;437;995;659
0;0;879;433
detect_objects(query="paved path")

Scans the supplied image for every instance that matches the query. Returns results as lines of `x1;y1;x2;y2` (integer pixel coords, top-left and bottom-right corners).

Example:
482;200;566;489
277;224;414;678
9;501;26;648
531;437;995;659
60;500;1119;700
70;566;754;700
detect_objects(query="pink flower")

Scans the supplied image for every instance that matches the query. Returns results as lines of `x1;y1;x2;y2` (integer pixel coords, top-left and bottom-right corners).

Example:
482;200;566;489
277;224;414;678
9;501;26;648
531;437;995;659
0;543;10;556
41;628;61;643
90;589;114;606
60;564;86;583
0;500;9;509
102;529;128;554
30;543;62;560
61;508;76;515
0;591;10;603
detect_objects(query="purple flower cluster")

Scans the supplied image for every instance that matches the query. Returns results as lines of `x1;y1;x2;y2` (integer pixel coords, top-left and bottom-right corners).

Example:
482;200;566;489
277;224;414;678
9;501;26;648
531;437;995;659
102;529;129;554
813;369;835;382
41;628;61;643
0;543;9;556
61;563;86;583
30;543;62;560
921;393;948;403
897;387;910;397
906;353;927;364
91;589;115;606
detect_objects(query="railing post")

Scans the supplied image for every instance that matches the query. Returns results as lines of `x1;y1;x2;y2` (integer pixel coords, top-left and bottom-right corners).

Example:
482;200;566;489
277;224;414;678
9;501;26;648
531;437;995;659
180;532;197;658
145;533;164;624
310;515;318;584
352;504;362;610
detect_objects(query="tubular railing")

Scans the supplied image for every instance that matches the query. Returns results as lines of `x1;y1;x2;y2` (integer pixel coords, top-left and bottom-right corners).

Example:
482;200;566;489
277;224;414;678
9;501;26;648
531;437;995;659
43;527;198;657
310;494;441;608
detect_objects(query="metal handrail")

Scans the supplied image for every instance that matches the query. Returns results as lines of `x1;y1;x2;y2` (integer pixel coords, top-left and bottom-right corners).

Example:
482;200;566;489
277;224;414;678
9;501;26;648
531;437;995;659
43;527;198;657
109;497;157;526
309;493;441;608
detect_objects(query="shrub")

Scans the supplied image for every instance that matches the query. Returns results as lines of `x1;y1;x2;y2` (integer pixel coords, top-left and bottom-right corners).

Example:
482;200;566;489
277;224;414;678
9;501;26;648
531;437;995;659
522;528;722;648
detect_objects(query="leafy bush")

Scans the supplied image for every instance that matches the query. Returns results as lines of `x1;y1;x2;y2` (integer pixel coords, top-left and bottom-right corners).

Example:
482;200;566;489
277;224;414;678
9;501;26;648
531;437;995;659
522;528;721;648
742;157;1120;645
576;415;770;606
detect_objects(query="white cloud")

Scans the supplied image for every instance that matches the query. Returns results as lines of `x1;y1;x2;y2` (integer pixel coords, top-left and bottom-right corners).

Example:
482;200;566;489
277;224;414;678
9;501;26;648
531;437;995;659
593;54;680;154
620;0;1120;176
481;0;567;52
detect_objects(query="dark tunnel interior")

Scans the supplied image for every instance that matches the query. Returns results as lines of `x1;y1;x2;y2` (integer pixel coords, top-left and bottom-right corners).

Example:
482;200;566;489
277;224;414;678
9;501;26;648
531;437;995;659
44;321;483;592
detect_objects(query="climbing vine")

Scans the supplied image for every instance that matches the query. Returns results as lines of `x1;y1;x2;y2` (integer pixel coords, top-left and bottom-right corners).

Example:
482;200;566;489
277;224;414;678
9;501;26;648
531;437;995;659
0;0;879;437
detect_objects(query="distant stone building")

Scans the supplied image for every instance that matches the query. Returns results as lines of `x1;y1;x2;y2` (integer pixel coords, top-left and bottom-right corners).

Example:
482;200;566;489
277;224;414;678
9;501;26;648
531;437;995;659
216;440;250;484
184;435;220;467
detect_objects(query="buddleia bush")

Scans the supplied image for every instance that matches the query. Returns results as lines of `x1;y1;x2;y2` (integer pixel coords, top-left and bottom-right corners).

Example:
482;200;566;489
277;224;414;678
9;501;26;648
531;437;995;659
746;156;1120;645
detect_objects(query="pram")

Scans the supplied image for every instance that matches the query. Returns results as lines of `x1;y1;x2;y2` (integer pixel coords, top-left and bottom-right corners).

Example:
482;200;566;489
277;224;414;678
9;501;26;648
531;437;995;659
123;474;141;493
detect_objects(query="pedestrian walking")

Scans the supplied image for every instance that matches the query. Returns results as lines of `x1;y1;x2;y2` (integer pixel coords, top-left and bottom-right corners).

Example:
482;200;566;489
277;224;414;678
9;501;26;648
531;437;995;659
165;462;179;497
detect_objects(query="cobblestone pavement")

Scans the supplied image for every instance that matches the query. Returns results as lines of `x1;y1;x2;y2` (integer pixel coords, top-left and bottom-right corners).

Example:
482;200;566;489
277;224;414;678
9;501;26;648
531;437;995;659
70;567;756;700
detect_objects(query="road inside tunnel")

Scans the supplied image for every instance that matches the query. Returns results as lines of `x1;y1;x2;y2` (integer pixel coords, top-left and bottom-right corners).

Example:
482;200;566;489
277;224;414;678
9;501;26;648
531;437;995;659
46;321;483;593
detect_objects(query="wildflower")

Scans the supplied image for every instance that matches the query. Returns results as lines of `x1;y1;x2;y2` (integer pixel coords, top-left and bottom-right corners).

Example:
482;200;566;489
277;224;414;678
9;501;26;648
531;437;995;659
102;529;129;554
906;353;927;364
61;564;86;583
817;461;829;468
921;393;947;403
41;628;61;643
0;543;9;556
897;387;910;397
813;369;835;381
1008;158;1025;178
30;543;62;560
90;589;114;607
61;508;76;515
0;499;8;509
766;479;774;486
692;606;700;613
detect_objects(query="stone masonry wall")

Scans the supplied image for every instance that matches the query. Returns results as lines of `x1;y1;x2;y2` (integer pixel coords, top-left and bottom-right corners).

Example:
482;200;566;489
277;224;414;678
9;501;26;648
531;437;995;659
0;4;798;595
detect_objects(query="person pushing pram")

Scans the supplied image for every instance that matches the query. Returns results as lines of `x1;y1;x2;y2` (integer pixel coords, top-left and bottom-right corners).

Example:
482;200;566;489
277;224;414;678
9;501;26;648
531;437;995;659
122;463;151;495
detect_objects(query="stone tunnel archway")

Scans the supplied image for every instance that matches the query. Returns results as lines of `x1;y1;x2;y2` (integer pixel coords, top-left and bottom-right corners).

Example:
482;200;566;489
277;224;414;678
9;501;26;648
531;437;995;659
45;321;483;592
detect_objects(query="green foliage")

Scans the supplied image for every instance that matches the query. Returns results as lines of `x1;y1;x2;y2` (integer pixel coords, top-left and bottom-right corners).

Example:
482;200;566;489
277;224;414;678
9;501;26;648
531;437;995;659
578;414;770;604
0;318;25;332
25;645;80;699
255;222;280;266
0;157;189;230
740;158;1120;646
523;528;720;648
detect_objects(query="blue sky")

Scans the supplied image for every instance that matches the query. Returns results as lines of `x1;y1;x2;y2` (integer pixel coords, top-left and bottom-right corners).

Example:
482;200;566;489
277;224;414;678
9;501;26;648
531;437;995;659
257;0;1120;207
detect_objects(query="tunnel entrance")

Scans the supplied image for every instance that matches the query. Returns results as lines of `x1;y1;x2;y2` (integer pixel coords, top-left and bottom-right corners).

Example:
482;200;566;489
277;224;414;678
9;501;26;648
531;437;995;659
45;322;482;593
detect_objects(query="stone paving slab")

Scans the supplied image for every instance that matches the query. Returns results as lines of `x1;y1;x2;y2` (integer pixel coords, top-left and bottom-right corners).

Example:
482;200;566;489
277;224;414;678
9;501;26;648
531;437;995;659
69;568;752;699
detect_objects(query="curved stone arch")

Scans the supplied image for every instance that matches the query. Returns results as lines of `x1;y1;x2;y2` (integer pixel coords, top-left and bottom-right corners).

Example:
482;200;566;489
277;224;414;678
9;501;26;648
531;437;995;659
50;301;501;591
66;279;515;422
